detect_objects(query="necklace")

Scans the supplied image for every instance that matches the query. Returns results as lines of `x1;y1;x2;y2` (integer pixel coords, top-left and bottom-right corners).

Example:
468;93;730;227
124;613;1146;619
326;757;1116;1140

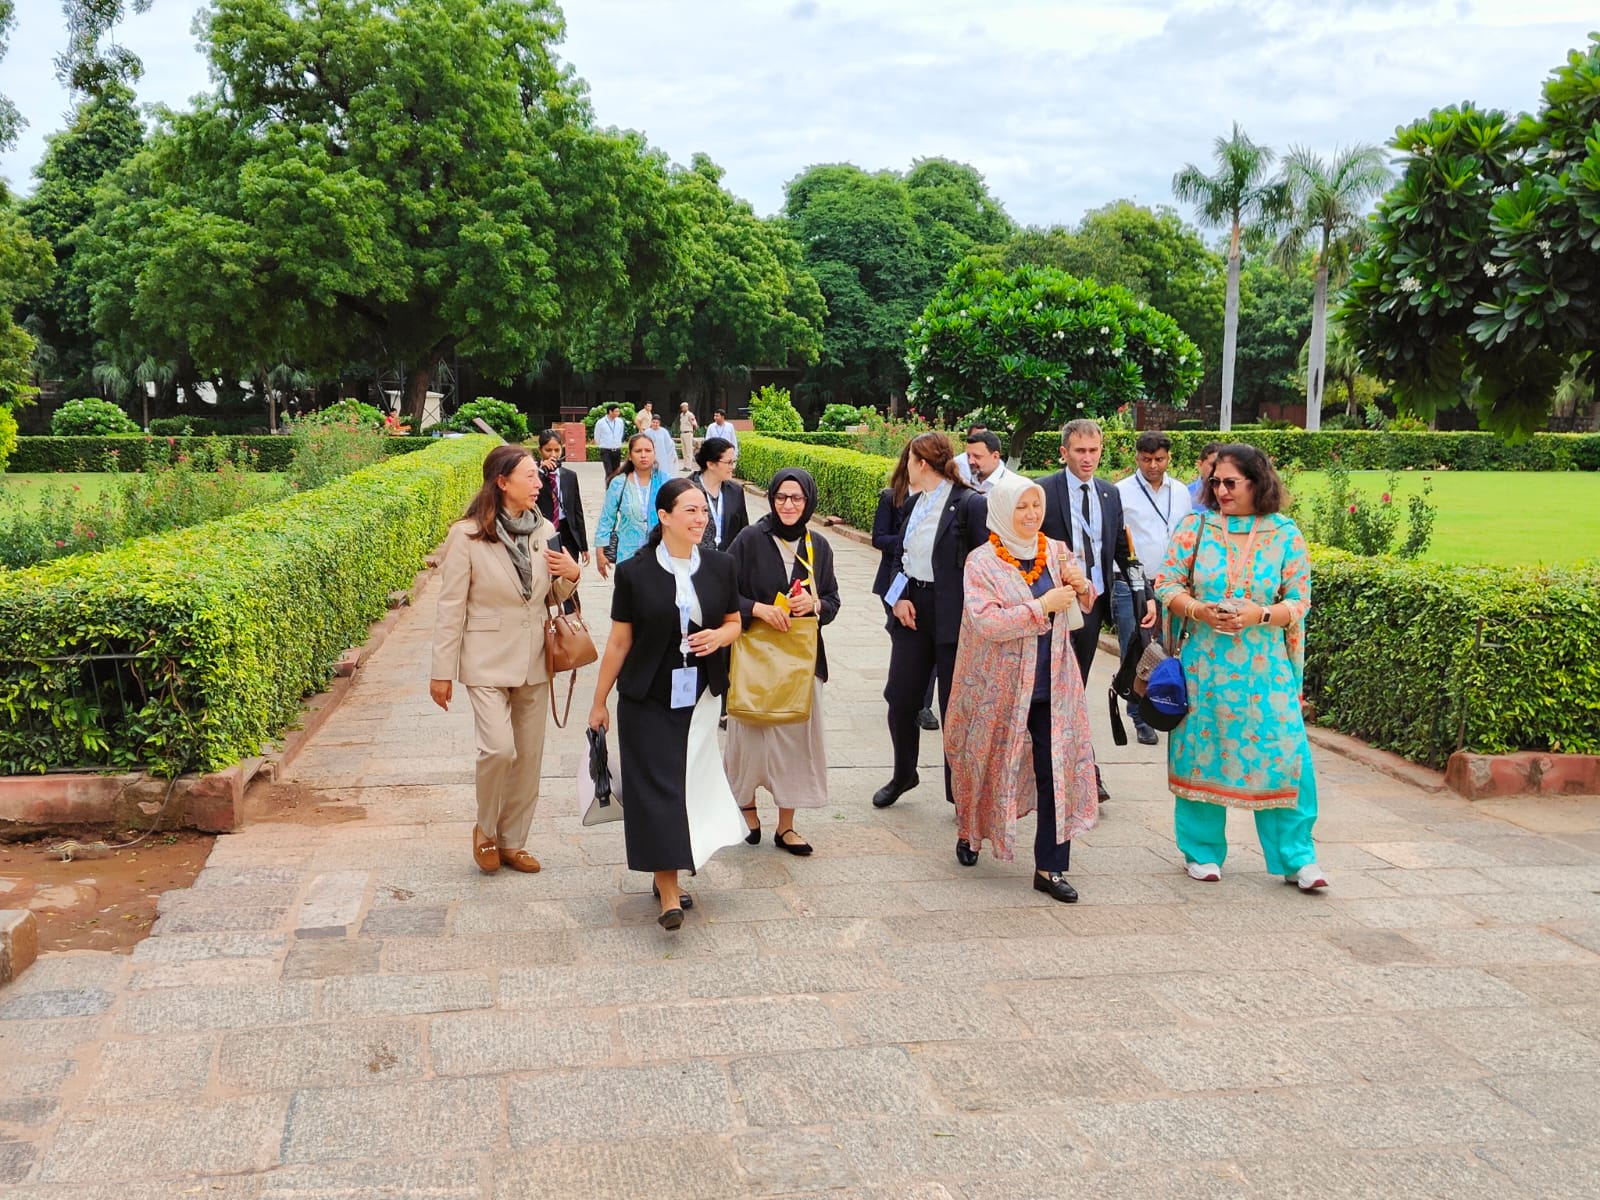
990;532;1046;584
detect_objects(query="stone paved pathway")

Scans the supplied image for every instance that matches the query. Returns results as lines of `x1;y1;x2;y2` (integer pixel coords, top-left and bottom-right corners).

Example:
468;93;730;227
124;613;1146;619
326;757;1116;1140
3;461;1600;1198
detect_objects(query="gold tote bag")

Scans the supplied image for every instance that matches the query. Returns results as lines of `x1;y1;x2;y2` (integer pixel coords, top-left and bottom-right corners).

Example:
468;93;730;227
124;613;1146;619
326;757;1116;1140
727;533;820;725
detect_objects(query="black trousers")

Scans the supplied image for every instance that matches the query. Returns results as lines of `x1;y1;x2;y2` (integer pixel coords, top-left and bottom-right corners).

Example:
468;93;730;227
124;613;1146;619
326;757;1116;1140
1028;699;1072;872
599;448;622;480
883;583;956;800
1068;599;1107;683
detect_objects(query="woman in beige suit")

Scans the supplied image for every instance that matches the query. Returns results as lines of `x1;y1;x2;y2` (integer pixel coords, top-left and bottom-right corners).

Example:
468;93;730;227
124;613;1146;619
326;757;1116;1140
430;443;583;874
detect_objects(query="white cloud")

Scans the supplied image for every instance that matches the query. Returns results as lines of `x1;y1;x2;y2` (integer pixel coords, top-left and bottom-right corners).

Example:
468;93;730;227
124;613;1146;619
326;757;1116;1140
2;0;1596;232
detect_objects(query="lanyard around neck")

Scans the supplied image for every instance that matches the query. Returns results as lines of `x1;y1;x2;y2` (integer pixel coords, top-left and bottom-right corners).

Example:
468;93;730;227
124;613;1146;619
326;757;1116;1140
1136;475;1171;528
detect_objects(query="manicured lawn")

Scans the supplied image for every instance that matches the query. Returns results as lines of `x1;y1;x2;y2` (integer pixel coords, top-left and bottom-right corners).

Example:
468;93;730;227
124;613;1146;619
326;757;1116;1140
1286;470;1600;567
0;473;121;510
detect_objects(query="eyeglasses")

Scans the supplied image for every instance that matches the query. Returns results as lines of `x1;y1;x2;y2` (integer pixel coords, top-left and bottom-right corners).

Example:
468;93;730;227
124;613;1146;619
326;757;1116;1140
773;494;806;507
1212;476;1248;492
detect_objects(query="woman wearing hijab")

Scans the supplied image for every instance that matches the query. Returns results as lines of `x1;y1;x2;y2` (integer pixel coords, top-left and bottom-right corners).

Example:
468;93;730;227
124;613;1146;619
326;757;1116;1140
945;472;1098;903
587;479;748;930
430;444;583;874
724;469;842;855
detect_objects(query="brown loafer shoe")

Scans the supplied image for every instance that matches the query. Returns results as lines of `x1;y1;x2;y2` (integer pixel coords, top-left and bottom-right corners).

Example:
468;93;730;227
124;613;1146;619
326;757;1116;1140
473;827;500;874
500;849;541;873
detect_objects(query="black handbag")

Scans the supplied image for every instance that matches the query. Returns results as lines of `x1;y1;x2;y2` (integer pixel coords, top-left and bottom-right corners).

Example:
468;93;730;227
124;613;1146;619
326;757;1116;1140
581;727;622;826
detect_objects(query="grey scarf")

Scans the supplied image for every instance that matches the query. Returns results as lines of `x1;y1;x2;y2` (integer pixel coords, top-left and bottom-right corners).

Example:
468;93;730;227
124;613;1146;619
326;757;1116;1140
496;508;540;599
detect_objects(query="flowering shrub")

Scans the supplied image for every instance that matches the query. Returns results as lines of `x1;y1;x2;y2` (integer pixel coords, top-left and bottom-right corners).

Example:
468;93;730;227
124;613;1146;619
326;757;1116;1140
818;403;869;432
50;397;140;436
444;397;529;442
300;398;386;428
285;416;390;491
1301;459;1436;558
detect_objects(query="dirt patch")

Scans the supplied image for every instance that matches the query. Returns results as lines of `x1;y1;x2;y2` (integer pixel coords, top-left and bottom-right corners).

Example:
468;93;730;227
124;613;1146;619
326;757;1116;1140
242;780;367;826
0;830;213;954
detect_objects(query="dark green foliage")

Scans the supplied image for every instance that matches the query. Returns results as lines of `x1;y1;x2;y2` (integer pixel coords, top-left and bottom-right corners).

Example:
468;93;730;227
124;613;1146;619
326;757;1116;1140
735;435;889;533
50;397;141;435
148;415;271;436
817;403;869;431
747;385;803;433
443;398;529;443
0;436;489;774
583;401;637;435
8;434;432;472
1307;550;1600;763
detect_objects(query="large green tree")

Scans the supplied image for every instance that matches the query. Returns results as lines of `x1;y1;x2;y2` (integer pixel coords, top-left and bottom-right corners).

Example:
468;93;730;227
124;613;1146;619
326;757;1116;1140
1172;123;1286;431
57;0;154;95
1340;35;1600;437
77;0;677;422
907;260;1202;456
1274;144;1392;430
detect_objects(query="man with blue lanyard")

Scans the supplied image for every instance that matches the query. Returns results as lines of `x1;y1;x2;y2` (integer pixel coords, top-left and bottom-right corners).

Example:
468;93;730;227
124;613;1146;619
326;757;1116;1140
706;407;739;450
595;404;627;480
1115;431;1192;744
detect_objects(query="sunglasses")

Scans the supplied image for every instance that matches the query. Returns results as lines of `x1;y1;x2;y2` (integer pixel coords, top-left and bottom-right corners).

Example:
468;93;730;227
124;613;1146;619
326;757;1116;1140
1212;476;1248;492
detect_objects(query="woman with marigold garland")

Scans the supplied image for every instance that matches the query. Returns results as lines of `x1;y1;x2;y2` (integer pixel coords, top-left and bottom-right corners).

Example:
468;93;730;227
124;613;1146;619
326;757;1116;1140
945;472;1099;903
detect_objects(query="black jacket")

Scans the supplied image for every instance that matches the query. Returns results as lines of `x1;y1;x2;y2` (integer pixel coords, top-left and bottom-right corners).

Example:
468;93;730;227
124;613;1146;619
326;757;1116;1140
870;488;906;599
885;483;987;646
689;472;750;552
536;466;588;554
610;548;739;703
1039;470;1132;619
728;524;842;681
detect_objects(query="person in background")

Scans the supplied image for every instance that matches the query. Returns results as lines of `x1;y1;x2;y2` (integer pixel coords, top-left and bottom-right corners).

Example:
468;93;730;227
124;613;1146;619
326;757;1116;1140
874;432;987;810
947;472;1097;902
870;444;940;732
706;407;739;449
595;433;662;579
535;429;589;566
725;469;841;856
430;444;582;874
648;413;679;475
689;437;749;552
594;404;627;480
1114;430;1192;745
1190;442;1221;508
1040;418;1153;802
587;479;747;930
634;401;654;434
960;430;1009;494
677;401;699;469
951;422;989;485
1154;443;1327;892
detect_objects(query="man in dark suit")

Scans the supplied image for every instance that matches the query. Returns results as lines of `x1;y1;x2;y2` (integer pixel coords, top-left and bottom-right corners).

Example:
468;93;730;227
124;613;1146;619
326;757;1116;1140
1040;419;1154;801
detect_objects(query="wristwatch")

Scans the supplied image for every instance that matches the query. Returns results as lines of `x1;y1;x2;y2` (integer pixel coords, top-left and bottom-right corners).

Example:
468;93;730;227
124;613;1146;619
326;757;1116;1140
1259;605;1272;625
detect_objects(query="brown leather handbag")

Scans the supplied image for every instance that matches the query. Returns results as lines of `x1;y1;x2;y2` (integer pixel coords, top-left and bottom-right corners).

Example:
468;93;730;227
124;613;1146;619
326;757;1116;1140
545;595;598;727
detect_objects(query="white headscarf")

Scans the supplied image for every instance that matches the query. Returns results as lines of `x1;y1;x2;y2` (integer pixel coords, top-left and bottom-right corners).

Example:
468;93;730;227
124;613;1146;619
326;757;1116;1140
984;471;1047;562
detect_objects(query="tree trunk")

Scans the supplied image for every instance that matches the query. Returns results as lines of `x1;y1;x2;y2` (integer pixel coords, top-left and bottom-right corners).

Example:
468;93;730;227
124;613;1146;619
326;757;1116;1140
1219;229;1241;433
1006;411;1048;470
1304;263;1329;432
404;357;441;426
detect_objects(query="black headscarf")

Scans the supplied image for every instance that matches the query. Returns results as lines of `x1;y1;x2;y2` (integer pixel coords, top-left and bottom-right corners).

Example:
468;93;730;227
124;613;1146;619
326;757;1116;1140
761;468;817;542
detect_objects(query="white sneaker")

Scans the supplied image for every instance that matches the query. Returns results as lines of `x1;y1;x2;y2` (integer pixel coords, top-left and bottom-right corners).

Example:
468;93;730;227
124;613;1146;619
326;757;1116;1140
1185;861;1222;882
1290;863;1329;891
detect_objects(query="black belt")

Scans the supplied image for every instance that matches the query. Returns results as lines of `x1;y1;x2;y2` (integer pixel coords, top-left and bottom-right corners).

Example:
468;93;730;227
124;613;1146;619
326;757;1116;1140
907;578;933;589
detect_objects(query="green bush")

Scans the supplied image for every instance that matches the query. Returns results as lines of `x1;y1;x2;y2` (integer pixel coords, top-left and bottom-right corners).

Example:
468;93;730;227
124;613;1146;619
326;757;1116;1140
1306;551;1600;765
298;398;386;428
818;403;868;432
1300;461;1436;558
6;435;433;473
148;415;271;436
759;432;859;449
50;397;140;436
748;385;803;433
286;417;390;491
445;397;529;442
584;401;638;436
737;434;890;532
0;405;16;474
0;436;491;774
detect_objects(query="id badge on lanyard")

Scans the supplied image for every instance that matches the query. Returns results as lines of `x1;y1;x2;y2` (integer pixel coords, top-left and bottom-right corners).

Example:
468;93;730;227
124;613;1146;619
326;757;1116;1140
670;598;698;708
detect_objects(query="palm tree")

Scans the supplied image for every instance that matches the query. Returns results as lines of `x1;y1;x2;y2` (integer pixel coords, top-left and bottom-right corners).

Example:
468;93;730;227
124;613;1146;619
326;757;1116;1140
1173;124;1285;431
1275;144;1393;431
134;355;177;431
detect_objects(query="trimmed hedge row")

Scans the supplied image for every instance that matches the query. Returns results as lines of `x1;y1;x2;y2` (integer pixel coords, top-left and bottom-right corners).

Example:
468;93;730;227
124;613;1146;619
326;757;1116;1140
5;434;434;473
739;435;1600;765
0;436;492;775
1306;552;1600;764
761;429;1600;473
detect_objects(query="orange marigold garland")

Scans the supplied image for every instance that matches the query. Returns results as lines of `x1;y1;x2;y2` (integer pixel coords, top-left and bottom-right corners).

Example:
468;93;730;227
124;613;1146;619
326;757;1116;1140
989;532;1046;584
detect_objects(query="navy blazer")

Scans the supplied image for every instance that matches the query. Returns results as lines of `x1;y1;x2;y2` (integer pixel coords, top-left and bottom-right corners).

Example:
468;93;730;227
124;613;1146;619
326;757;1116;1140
870;488;906;599
884;483;987;646
1039;470;1133;619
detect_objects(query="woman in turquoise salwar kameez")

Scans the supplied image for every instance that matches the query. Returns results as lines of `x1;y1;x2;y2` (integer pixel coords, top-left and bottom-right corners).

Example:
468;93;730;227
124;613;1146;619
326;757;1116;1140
1153;444;1328;892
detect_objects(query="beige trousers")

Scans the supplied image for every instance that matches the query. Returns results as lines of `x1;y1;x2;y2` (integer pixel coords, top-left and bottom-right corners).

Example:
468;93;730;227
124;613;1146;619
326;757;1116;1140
466;681;549;850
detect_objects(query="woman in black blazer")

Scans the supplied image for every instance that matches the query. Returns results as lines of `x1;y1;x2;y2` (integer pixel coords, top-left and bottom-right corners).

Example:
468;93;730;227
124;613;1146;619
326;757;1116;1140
588;479;747;931
874;432;987;810
689;436;749;551
535;430;589;562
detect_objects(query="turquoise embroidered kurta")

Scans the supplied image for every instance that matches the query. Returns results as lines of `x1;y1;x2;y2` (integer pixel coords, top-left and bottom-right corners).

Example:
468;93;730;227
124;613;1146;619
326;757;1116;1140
1153;512;1313;811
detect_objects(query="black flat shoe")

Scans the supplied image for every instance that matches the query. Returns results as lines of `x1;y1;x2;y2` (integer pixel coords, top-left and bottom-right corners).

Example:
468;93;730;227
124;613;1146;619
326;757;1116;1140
1135;724;1159;746
657;907;684;930
1033;872;1078;903
738;804;761;845
1096;778;1111;803
916;707;940;731
651;884;693;909
774;829;813;856
872;773;919;809
956;838;978;867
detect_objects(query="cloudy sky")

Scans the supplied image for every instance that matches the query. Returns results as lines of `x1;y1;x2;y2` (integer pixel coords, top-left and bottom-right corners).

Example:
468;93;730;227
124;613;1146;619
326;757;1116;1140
3;0;1597;229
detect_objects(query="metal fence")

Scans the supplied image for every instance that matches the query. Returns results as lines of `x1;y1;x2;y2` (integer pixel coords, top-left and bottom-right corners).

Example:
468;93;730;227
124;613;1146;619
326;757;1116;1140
0;651;179;774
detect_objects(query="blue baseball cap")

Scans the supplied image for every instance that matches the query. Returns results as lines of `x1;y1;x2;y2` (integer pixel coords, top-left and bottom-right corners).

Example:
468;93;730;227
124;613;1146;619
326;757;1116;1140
1137;656;1189;732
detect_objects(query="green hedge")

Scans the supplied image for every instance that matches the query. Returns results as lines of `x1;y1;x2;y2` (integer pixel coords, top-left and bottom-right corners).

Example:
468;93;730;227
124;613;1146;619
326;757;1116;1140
1306;552;1600;765
762;429;1600;473
737;435;890;532
6;434;433;473
0;436;491;775
147;415;272;436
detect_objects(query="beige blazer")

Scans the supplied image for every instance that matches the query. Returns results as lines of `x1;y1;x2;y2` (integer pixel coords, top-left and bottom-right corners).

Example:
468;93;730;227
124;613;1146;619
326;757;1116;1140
430;518;579;687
